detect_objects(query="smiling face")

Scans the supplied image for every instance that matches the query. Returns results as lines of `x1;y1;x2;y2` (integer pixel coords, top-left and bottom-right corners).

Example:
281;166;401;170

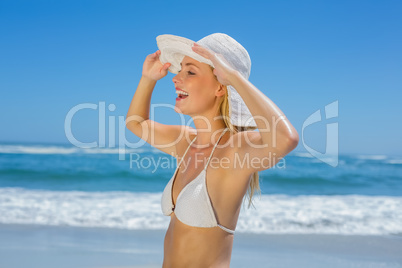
172;56;223;116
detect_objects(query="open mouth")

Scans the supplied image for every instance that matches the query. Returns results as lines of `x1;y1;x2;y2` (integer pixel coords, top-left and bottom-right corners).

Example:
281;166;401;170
176;89;189;100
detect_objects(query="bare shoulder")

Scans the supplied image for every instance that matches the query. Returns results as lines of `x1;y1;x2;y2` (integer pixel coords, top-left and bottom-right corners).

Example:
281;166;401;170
220;130;286;175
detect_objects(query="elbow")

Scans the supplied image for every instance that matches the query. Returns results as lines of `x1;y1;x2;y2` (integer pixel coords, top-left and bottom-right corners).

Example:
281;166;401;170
125;114;143;130
125;120;141;138
125;119;141;138
125;116;135;130
279;127;299;153
287;131;299;152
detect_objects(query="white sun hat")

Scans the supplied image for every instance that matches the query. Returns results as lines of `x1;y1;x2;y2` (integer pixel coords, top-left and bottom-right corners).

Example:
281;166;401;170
156;33;257;128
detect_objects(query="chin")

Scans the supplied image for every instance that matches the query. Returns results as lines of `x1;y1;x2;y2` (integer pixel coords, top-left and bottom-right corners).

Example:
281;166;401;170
174;106;186;115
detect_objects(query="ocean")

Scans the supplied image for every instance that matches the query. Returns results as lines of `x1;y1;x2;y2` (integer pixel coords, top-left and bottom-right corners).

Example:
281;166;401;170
0;142;401;236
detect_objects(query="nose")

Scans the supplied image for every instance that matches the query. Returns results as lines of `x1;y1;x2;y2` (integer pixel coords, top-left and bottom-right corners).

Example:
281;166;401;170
172;73;181;84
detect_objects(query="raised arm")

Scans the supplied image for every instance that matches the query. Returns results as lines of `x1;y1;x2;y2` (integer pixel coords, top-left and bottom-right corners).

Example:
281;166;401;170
192;43;299;174
125;50;189;156
228;72;299;169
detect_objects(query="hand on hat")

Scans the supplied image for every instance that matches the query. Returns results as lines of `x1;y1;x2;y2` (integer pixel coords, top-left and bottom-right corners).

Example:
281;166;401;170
192;43;237;86
142;50;171;81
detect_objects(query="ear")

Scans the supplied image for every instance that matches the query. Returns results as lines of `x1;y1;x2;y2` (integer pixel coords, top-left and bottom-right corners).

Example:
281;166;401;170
215;84;226;97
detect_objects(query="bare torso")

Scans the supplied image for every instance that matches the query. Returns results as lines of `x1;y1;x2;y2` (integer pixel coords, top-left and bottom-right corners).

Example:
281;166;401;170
163;213;235;268
162;133;251;268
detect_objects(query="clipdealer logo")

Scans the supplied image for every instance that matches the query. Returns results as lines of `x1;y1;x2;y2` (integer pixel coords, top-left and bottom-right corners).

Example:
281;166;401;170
64;100;339;167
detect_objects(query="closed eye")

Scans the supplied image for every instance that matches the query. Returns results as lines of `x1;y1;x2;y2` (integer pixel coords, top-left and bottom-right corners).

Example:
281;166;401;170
177;70;195;75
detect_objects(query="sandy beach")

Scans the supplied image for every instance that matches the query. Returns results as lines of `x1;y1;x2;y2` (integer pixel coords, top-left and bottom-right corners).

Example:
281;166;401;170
0;224;401;268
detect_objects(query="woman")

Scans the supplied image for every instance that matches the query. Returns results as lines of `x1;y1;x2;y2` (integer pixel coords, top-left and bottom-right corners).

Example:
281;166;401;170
126;33;299;268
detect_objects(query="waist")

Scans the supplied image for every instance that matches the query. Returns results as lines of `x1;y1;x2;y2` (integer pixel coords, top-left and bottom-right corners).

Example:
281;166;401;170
164;216;234;267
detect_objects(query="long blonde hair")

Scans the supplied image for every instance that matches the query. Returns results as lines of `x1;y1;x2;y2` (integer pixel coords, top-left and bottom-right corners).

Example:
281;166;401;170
218;85;261;209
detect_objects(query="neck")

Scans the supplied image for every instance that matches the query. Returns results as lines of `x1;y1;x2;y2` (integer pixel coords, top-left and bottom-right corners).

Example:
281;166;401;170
192;118;227;149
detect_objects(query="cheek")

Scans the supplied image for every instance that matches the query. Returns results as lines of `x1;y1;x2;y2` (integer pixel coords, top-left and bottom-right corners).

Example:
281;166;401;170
191;89;216;111
204;76;220;92
186;75;218;103
190;81;214;99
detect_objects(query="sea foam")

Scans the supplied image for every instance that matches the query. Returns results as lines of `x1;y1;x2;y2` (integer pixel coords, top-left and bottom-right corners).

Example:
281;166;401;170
0;145;146;154
0;187;401;235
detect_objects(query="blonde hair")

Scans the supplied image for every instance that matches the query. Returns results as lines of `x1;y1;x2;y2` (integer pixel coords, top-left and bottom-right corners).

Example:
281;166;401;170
218;85;261;209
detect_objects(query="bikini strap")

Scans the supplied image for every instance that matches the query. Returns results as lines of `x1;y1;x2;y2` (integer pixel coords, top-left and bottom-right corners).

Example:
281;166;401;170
204;128;229;170
177;135;197;167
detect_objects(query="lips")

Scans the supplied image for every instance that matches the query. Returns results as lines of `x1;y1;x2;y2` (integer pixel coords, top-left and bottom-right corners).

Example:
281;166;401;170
176;95;188;100
175;88;189;101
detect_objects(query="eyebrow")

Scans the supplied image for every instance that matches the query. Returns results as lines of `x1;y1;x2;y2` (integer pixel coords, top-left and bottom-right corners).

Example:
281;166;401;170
180;62;200;69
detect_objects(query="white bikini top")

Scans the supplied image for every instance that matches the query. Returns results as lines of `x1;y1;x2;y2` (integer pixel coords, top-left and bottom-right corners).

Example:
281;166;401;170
161;128;235;234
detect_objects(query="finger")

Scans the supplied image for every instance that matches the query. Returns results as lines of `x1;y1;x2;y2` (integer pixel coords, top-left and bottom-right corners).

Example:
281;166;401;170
151;50;161;58
162;63;171;70
192;45;212;58
148;51;158;60
192;43;215;59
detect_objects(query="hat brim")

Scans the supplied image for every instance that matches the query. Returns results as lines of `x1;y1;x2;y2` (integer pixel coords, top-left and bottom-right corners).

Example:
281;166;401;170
156;34;214;74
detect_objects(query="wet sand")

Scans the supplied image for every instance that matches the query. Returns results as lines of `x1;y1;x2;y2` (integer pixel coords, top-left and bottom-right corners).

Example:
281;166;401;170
0;224;401;268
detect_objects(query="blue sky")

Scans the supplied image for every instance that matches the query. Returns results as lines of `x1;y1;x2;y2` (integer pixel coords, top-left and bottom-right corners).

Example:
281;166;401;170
1;0;401;156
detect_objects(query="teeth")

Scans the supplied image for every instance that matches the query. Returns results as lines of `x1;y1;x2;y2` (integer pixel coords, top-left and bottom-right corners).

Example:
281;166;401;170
175;90;189;96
